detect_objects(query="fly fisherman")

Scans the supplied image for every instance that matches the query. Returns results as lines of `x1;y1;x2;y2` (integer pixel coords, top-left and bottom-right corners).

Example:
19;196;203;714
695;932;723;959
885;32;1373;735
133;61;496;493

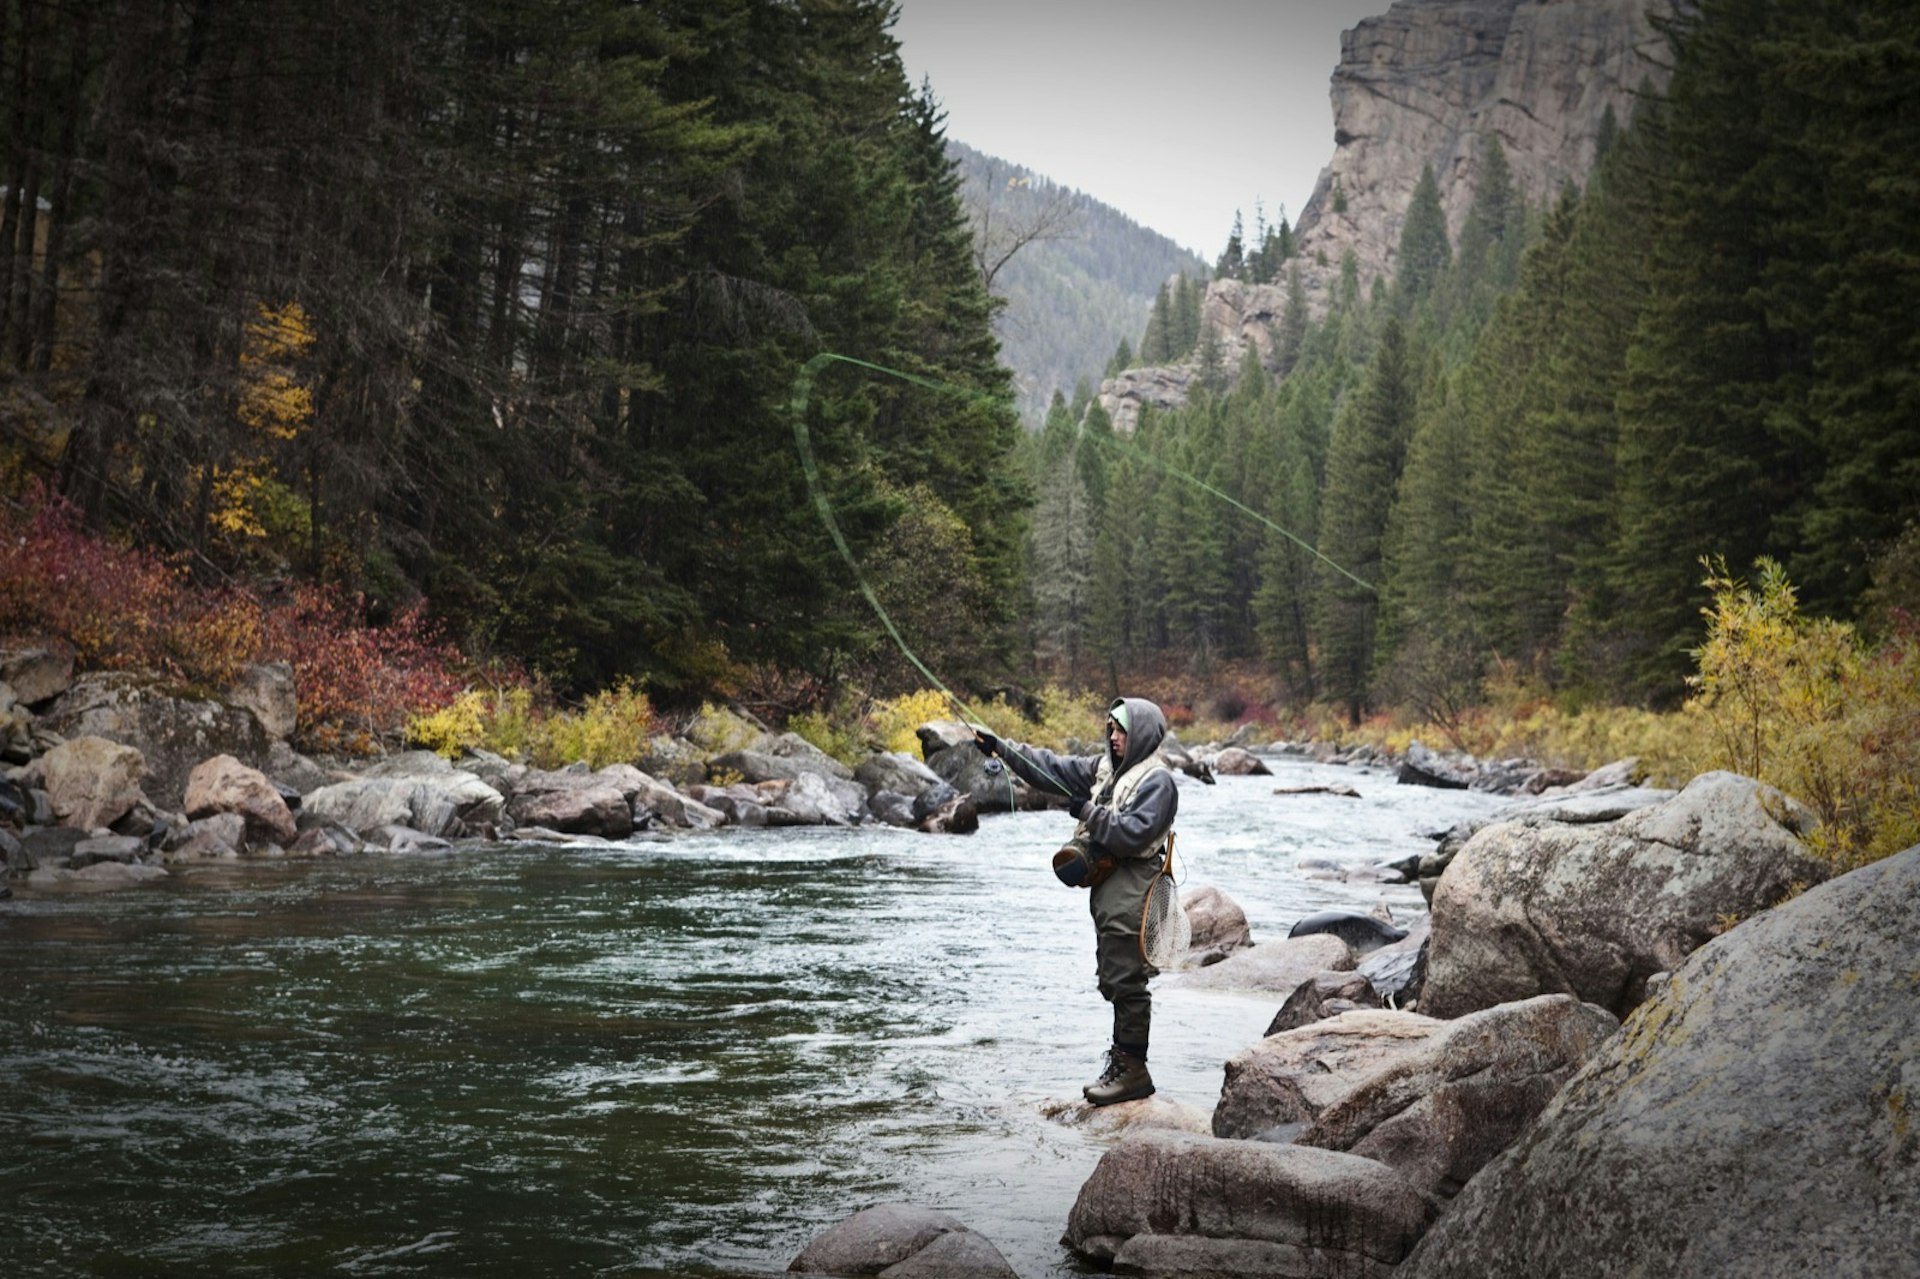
973;697;1178;1105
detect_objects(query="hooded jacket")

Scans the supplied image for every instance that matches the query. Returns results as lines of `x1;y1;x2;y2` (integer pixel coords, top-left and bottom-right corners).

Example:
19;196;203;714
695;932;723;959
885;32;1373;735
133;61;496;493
998;696;1179;862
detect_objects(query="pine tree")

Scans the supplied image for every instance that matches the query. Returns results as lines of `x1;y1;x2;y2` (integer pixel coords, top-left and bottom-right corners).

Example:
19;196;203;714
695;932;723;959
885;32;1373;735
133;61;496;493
1139;280;1173;364
1215;210;1245;280
1316;316;1415;721
1394;165;1452;309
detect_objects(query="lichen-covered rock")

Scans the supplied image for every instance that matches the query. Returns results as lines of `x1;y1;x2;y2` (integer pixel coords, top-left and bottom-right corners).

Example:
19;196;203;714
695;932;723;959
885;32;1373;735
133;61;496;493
1422;771;1828;1018
42;674;273;809
1401;845;1920;1278
227;661;297;740
40;735;147;831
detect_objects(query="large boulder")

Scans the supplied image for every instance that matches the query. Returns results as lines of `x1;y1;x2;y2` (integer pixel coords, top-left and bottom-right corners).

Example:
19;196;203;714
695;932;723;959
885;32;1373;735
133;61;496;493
790;1204;1015;1279
853;751;944;800
0;645;74;705
184;754;298;844
302;761;506;839
1223;996;1619;1199
226;662;298;741
1182;884;1253;965
1421;771;1828;1019
761;772;864;826
41;672;274;809
1208;746;1272;776
1063;1130;1434;1277
1162;932;1353;994
1416;781;1676;902
39;735;147;831
1401;845;1920;1278
505;768;633;838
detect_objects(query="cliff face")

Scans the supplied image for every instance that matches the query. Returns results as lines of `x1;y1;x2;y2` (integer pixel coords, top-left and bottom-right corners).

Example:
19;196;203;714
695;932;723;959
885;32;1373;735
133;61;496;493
1292;0;1669;291
1099;0;1669;431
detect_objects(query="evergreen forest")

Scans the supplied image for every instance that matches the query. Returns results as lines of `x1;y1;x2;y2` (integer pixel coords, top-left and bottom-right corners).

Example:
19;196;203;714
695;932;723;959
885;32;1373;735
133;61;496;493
1021;0;1919;725
0;0;1025;705
0;0;1915;749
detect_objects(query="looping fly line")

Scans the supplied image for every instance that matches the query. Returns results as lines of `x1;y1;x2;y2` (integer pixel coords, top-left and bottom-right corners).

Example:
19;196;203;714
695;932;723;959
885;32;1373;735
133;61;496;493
786;351;1378;796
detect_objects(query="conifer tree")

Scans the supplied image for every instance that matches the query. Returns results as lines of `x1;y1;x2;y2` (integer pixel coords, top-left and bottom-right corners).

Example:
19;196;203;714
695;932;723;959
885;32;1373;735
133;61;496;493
1316;317;1414;721
1394;165;1452;309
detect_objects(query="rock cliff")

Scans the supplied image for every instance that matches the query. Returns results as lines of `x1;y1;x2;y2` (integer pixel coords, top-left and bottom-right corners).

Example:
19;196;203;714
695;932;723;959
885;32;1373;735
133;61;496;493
1099;0;1670;432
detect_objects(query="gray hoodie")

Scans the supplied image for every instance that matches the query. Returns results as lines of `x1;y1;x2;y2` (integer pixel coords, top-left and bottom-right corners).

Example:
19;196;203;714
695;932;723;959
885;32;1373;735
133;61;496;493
999;696;1179;861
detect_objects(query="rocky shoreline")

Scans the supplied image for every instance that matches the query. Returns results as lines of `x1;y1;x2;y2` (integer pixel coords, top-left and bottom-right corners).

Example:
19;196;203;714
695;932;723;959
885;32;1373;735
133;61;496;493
780;774;1915;1278
2;644;1590;896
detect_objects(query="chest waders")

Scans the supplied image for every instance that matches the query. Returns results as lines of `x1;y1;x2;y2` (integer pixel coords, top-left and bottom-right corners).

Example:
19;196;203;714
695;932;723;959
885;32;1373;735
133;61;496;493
1085;752;1172;1069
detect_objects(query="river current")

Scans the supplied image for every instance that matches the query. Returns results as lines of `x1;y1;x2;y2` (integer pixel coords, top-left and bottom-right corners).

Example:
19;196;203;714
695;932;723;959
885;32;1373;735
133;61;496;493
1;755;1507;1278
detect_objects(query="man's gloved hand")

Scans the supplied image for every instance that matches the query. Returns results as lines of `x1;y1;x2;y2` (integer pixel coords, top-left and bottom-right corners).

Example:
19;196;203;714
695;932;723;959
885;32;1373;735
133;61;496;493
972;726;1001;758
1068;796;1089;820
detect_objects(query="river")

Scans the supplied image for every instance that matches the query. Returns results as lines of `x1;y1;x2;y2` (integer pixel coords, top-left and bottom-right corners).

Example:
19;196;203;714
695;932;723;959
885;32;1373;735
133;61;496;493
1;754;1507;1278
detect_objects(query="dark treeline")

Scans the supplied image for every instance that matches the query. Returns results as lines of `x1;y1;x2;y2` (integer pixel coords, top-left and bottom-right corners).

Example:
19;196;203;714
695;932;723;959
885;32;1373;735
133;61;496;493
0;0;1023;701
1023;0;1919;717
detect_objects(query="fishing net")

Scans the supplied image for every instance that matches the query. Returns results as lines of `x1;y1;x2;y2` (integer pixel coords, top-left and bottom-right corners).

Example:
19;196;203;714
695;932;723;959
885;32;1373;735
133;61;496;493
1139;837;1189;971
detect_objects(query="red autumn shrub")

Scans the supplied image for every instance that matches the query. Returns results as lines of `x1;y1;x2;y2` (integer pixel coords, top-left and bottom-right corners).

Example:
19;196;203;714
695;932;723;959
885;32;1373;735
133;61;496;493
1;485;470;754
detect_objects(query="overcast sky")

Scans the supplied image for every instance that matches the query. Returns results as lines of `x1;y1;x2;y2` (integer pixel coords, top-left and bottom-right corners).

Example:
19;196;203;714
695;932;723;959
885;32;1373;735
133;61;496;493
892;0;1398;259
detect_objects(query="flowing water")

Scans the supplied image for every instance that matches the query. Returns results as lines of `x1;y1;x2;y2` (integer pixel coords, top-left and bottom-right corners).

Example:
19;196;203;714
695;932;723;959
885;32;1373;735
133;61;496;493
1;755;1507;1278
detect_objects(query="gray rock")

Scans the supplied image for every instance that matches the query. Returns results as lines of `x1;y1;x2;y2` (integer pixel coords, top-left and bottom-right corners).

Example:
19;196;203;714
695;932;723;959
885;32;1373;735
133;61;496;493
761;731;854;781
226;661;297;740
1163;932;1353;994
1219;996;1618;1202
41;673;273;809
265;740;334;796
302;771;506;839
1401;845;1920;1278
874;1228;1017;1279
853;751;944;799
367;825;453;853
22;825;88;866
789;1203;969;1275
0;826;27;872
1264;970;1382;1036
170;811;248;859
287;822;363;857
1039;1094;1214;1137
1209;746;1272;776
1182;884;1253;965
761;772;862;827
1422;771;1828;1019
69;835;146;868
867;790;916;828
1063;1130;1433;1269
0;646;74;705
504;768;633;838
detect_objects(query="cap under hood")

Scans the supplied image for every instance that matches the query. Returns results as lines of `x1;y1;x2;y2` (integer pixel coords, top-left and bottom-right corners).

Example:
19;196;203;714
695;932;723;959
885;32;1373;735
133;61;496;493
1107;696;1167;774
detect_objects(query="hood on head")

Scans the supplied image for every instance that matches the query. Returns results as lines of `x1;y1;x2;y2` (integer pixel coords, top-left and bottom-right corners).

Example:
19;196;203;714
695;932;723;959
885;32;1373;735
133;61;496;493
1108;696;1167;773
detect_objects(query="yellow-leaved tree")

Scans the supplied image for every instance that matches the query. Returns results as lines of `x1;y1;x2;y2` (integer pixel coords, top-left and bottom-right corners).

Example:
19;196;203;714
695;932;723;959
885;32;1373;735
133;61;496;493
1688;557;1919;868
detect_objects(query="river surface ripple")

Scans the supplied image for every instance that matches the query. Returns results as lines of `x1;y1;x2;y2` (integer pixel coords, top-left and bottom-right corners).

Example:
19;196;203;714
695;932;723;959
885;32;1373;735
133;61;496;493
0;755;1507;1278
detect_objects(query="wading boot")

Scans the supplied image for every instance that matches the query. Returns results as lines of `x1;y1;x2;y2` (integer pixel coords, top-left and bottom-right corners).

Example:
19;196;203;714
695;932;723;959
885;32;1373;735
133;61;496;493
1083;1048;1154;1106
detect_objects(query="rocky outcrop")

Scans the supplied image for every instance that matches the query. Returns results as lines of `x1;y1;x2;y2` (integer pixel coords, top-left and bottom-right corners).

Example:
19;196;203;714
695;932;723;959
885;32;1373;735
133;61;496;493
1295;0;1669;299
37;735;147;831
1218;996;1619;1199
41;672;275;809
1401;844;1920;1278
1099;0;1669;427
1422;771;1829;1019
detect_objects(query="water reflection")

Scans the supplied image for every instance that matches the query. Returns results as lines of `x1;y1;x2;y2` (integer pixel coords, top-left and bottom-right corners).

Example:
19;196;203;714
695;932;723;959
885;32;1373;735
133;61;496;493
0;757;1504;1277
